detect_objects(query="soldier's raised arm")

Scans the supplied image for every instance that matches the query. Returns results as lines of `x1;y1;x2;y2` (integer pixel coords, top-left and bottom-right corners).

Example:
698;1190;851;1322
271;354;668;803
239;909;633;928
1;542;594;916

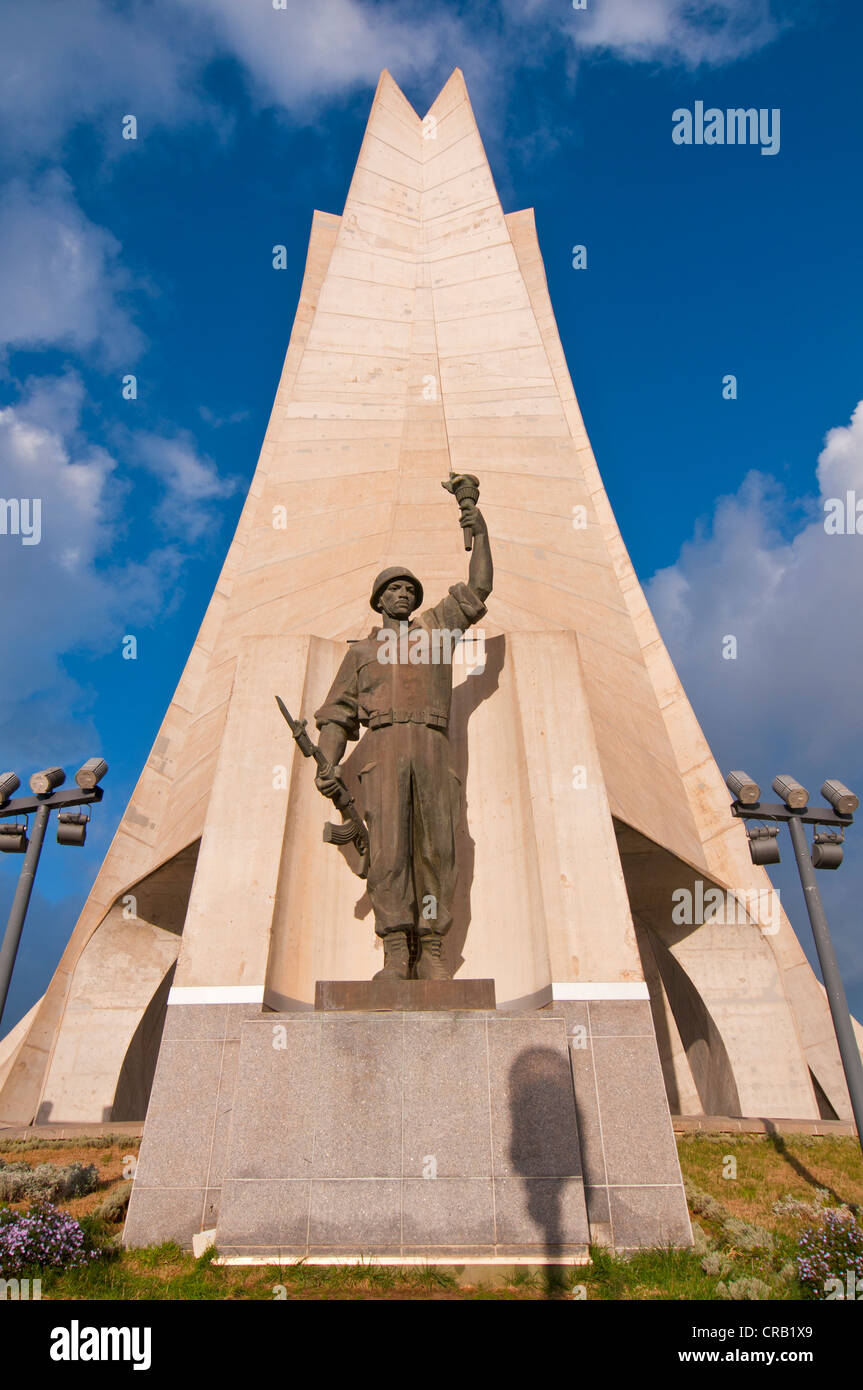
461;500;492;601
441;472;492;601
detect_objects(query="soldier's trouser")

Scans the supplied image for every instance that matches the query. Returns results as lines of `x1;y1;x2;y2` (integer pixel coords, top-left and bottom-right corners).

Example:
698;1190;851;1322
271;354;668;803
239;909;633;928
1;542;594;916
356;723;461;938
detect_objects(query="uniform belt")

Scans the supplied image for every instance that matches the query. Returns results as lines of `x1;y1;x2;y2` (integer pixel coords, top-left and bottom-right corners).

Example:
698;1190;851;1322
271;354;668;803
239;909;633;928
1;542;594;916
369;709;448;730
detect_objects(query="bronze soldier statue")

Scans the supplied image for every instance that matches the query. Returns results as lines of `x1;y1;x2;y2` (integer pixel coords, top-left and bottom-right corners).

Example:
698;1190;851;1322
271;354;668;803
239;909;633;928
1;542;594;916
313;479;492;981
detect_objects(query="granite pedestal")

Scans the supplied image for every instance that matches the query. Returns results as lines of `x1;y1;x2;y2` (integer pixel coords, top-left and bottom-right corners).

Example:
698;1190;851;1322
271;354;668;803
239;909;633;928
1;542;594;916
123;997;691;1259
214;1008;587;1262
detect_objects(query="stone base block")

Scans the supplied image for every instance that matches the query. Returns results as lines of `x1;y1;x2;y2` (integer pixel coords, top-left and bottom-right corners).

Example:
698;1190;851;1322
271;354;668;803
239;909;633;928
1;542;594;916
213;1009;588;1261
124;997;692;1256
314;979;496;1011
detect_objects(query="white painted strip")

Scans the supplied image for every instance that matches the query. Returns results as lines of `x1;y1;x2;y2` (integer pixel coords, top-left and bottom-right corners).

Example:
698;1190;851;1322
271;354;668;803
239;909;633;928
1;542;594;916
167;985;266;1005
551;982;650;1001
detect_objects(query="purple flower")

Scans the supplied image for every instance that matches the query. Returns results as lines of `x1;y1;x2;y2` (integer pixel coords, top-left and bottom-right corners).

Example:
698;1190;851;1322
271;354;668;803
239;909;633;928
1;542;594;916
0;1199;100;1277
796;1209;863;1296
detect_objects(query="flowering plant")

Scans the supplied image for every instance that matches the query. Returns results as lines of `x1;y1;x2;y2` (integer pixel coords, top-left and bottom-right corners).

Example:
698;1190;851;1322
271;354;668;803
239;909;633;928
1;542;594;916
0;1200;100;1276
797;1208;863;1296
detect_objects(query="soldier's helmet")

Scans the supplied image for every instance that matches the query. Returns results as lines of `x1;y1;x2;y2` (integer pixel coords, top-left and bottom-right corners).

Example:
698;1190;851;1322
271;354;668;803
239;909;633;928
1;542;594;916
370;567;424;613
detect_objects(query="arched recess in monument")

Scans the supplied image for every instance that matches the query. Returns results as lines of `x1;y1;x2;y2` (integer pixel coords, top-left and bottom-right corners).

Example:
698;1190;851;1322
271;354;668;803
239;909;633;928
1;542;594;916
111;963;177;1122
809;1071;841;1122
634;918;741;1116
27;844;199;1124
614;820;820;1120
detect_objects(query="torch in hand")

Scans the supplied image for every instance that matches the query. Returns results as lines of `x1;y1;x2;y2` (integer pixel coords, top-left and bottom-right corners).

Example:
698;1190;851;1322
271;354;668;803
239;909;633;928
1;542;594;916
442;471;480;551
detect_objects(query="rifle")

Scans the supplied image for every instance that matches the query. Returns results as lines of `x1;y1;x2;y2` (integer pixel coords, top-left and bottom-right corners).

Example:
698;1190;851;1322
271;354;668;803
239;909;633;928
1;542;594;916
275;696;369;880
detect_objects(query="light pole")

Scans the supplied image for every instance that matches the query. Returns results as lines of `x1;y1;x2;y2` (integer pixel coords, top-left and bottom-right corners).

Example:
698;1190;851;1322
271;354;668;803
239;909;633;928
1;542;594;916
0;760;107;1031
726;771;863;1154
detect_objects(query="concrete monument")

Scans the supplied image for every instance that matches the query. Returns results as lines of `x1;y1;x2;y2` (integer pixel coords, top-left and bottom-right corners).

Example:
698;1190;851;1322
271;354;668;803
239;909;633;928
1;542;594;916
1;69;860;1264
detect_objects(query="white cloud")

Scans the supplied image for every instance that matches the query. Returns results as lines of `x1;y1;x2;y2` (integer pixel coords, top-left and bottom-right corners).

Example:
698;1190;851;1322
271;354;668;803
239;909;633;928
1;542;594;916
176;0;465;112
0;172;143;365
0;0;787;171
0;373;182;755
571;0;780;67
0;373;116;567
198;405;250;428
131;430;242;541
646;404;863;995
0;0;477;162
817;400;863;498
0;0;215;160
646;401;863;770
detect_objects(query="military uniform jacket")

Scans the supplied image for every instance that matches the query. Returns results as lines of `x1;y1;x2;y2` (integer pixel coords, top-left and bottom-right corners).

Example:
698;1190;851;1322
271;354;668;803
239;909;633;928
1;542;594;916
315;582;487;738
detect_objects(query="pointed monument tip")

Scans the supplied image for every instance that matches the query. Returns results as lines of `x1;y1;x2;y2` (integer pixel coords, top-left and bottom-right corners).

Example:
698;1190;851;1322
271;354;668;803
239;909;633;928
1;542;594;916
425;68;470;119
374;69;421;121
373;68;470;124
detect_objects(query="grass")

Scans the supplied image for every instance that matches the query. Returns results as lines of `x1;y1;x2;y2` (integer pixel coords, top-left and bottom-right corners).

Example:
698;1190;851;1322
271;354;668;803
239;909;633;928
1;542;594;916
0;1132;860;1300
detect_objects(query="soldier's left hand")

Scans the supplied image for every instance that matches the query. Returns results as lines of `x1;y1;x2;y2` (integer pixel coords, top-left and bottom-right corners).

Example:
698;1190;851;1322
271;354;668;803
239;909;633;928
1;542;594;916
315;765;343;799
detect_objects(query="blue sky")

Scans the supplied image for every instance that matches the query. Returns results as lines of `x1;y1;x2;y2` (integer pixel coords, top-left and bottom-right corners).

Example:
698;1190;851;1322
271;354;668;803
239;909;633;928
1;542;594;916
1;0;862;1031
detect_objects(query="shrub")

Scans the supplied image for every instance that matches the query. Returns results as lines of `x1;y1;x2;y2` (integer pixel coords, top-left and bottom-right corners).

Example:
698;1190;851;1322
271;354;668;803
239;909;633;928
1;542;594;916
0;1200;100;1276
773;1188;830;1221
690;1221;712;1255
96;1183;133;1223
36;1162;99;1201
0;1159;98;1204
684;1180;727;1225
723;1217;774;1252
715;1276;772;1301
797;1208;863;1297
0;1162;32;1202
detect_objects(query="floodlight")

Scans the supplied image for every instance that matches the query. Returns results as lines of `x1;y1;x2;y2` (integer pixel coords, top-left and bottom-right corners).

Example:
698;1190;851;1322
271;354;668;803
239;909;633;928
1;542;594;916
812;832;844;871
0;823;27;853
821;780;859;817
0;772;20;808
772;774;809;810
29;767;65;796
726;771;761;805
74;758;108;791
57;811;87;847
747;824;780;866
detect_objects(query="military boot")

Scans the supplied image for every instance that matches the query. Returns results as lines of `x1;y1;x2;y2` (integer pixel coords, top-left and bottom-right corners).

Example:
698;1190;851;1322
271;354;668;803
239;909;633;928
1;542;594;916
415;933;450;981
374;930;411;980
